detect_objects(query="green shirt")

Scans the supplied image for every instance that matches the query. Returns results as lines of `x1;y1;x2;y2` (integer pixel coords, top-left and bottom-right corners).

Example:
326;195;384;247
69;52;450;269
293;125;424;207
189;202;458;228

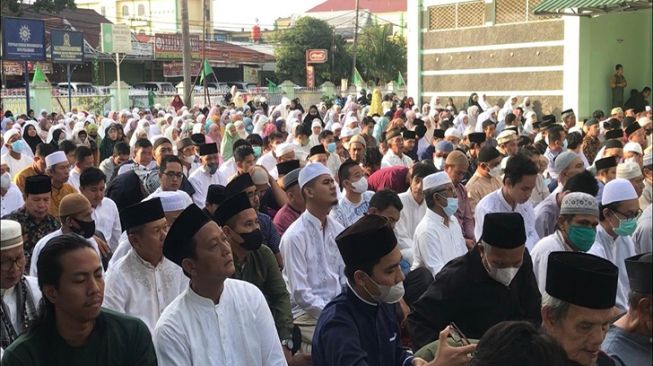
1;308;157;366
232;244;293;340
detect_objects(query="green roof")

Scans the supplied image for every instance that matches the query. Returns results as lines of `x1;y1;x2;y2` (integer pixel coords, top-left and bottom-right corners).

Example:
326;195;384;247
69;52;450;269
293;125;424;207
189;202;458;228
533;0;652;16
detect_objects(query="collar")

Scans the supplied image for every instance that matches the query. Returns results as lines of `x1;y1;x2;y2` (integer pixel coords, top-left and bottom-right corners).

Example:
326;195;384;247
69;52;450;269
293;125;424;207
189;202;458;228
186;283;225;308
346;281;377;307
1;283;17;298
425;208;446;225
128;248;161;270
497;188;515;211
304;209;328;231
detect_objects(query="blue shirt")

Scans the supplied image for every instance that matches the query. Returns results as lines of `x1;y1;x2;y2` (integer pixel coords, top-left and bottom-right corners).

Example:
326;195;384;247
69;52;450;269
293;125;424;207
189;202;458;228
258;211;281;254
602;324;651;366
312;285;414;366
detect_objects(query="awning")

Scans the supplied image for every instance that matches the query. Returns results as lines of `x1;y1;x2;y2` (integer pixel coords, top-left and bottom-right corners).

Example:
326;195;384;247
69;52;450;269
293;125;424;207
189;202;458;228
533;0;652;16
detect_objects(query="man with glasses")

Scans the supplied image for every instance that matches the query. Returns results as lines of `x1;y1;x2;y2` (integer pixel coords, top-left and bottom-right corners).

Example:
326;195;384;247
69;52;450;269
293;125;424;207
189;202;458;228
589;178;640;311
381;129;413;168
412;172;468;277
0;220;42;349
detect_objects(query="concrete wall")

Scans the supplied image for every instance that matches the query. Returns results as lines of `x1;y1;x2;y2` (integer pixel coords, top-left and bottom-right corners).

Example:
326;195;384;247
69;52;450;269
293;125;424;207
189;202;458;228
578;10;652;118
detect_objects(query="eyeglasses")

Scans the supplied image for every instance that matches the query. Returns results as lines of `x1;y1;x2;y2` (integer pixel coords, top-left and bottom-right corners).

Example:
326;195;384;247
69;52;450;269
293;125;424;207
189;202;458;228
0;255;26;271
163;171;183;179
612;208;642;220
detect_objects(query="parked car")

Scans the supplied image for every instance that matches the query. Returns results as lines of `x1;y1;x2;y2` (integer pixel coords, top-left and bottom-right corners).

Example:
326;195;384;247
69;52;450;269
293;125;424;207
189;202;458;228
132;82;177;95
226;81;257;92
56;82;104;95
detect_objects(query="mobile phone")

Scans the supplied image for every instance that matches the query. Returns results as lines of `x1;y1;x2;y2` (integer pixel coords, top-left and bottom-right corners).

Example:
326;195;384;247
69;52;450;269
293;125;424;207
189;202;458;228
448;322;471;346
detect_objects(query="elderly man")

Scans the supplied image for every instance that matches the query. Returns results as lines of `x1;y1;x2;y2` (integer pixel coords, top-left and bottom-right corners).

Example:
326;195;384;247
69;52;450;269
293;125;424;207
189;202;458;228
188;143;227;208
1;129;33;180
496;130;518;157
0;220;42;349
381;129;413;168
444;151;474;246
531;192;600;292
13;143;56;194
542;252;618;366
347;135;366;164
615;161;644;198
589;178;639;311
408;212;541;350
412;172;467;276
44;151;76;217
602;253;652;365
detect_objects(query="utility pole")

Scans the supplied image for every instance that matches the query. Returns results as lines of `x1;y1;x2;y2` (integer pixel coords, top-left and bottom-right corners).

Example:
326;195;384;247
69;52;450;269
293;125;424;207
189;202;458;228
351;0;360;76
180;0;192;106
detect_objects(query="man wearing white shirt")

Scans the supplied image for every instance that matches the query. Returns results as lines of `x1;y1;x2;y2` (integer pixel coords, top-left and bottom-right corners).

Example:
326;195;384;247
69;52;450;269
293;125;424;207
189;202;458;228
381;129;414;168
292;124;311;161
257;132;284;173
530;192;600;293
589;178;639;311
394;162;437;265
103;198;186;332
75;168;120;252
67;146;94;191
218;139;250;180
176;137;201;177
412;172;468;276
475;153;540;251
29;193;105;277
227;144;257;182
280;163;345;354
189;143;227;208
154;204;286;366
116;138;157;177
330;159;373;228
1;162;23;217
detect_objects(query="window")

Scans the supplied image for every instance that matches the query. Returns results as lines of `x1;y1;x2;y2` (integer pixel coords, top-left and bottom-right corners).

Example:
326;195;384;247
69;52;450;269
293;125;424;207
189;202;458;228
122;5;129;17
137;4;145;16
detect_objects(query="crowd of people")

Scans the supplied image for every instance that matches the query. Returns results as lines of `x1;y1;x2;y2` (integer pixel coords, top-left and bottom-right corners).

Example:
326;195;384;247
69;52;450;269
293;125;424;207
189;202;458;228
0;88;651;366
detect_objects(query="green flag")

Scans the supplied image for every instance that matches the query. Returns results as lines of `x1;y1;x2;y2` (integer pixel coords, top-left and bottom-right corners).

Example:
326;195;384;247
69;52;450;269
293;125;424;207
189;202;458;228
199;59;214;83
397;71;406;87
32;66;46;83
267;79;278;92
352;67;364;88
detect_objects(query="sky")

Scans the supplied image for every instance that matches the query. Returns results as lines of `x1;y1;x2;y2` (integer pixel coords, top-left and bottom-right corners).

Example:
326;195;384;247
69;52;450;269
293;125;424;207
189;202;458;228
211;0;324;30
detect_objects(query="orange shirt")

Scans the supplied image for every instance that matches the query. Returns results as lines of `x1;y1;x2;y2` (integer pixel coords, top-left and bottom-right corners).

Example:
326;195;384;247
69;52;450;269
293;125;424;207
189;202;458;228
48;183;77;217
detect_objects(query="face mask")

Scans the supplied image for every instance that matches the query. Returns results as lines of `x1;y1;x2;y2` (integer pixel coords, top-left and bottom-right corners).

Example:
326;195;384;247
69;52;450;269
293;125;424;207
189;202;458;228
488;165;502;178
562;139;568;150
185;156;195;164
434;157;444;170
363;274;405;304
73;218;96;239
566;225;596;252
204;163;218;175
543;177;552;187
0;172;11;189
349;176;368;194
439;195;459;217
237;228;263;251
327;142;336;153
611;211;638;236
11;140;26;153
252;146;262;158
485;259;520;287
624;157;638;164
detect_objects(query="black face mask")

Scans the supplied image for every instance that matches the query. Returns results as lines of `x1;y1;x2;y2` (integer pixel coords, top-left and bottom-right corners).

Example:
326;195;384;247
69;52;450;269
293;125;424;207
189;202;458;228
73;218;96;239
237;228;263;251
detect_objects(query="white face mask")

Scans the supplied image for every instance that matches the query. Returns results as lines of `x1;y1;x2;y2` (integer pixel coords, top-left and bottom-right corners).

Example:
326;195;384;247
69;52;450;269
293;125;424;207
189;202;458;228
185;156;195;164
488;165;502;178
434;156;444;170
363;275;405;304
350;176;368;194
0;172;11;189
485;259;521;287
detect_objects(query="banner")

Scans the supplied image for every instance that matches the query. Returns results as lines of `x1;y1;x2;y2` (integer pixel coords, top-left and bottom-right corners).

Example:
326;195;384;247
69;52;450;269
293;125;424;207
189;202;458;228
50;30;84;63
2;61;52;75
162;61;201;77
155;34;201;59
2;17;46;61
306;65;315;88
101;23;132;53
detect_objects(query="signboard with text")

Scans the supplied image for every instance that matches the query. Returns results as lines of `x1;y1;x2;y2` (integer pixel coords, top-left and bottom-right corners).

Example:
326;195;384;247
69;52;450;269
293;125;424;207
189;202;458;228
306;49;327;64
3;61;52;75
155;34;201;59
50;30;84;63
2;17;46;61
101;23;132;53
163;61;201;77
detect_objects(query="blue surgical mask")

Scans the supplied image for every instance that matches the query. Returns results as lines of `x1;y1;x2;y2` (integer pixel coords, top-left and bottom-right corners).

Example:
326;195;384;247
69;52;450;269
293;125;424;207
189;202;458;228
252;146;262;158
11;140;26;153
437;193;459;216
327;142;336;153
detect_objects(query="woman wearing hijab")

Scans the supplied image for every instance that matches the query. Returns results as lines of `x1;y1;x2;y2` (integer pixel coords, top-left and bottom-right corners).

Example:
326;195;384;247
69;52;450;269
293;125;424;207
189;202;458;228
467;105;480;129
99;124;119;161
477;93;491;111
467;93;483;111
49;127;66;149
85;123;101;165
220;123;237;161
233;120;247;140
22;122;43;154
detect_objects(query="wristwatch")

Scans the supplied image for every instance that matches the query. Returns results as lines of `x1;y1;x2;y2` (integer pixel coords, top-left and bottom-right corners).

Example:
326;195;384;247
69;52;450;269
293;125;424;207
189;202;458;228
281;338;294;351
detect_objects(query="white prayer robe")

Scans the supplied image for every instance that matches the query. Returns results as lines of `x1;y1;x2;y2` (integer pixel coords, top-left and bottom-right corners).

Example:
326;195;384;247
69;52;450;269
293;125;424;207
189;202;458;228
188;167;227;208
257;151;277;173
103;248;187;332
1;153;33;180
394;190;426;264
108;237;131;268
588;225;635;311
153;279;286;366
280;211;345;319
0;276;41;335
29;229;102;277
91;197;122;251
329;191;374;228
218;157;236;181
474;189;540;251
381;150;413;168
412;209;468;276
1;184;24;217
67;169;81;191
530;232;589;293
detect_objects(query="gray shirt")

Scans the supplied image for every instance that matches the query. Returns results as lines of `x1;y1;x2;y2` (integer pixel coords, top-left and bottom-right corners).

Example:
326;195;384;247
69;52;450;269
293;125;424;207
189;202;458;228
602;324;652;366
534;191;559;239
633;204;652;254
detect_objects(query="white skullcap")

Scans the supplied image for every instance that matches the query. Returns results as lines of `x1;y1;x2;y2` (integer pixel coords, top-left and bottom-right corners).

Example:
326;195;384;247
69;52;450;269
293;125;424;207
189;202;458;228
497;130;517;145
624;142;643;155
344;115;358;127
144;190;192;212
298;163;331;190
638;116;652;128
1;219;23;250
616;162;643;180
340;127;359;139
331;123;342;131
3;129;19;142
554;151;579;174
251;166;268;185
45;151;68;168
311;119;322;128
568;126;583;135
560;192;599;217
422;172;452;191
275;143;294;157
644;151;652;166
444;127;461;139
601;178;638;205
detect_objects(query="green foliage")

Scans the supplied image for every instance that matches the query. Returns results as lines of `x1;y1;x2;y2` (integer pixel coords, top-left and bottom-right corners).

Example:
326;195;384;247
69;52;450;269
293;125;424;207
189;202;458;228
354;24;407;84
274;17;351;86
1;0;76;16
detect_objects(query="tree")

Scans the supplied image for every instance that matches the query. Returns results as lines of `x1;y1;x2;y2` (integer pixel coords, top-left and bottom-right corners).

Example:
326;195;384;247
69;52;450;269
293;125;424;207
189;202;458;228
354;24;407;85
1;0;75;16
274;17;351;86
